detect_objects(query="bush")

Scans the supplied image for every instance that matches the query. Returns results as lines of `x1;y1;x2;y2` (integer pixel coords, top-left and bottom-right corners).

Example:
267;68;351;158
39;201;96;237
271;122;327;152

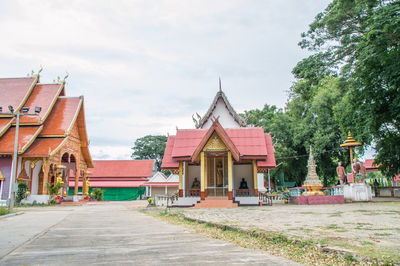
0;207;9;216
148;198;153;205
92;188;104;201
16;183;29;204
323;189;330;196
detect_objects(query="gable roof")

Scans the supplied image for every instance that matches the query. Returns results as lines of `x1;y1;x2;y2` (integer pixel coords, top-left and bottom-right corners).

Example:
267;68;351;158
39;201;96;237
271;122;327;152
191;119;240;162
147;172;167;183
161;123;275;169
18;83;64;124
0;77;38;116
166;174;179;182
88;160;155;178
197;89;246;128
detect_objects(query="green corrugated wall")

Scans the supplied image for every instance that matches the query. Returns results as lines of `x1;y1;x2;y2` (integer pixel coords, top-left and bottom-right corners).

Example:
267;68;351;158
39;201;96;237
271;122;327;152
68;187;145;201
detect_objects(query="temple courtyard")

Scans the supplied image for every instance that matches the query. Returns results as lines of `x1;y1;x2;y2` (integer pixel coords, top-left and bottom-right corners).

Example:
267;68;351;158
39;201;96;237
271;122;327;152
0;201;297;265
0;201;399;264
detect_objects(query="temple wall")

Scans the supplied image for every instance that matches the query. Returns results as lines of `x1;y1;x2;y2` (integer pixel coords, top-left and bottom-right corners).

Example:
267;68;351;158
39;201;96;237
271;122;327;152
31;161;42;195
233;164;252;189
201;98;240;129
0;157;12;200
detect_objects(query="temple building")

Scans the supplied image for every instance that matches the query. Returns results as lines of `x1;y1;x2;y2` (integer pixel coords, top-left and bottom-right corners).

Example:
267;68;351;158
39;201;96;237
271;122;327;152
69;160;156;201
161;86;276;207
0;73;93;205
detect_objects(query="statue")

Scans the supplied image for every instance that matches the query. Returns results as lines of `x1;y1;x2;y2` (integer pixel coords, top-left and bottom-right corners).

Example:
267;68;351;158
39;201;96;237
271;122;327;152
239;178;248;189
352;159;364;183
336;162;347;185
191;177;200;189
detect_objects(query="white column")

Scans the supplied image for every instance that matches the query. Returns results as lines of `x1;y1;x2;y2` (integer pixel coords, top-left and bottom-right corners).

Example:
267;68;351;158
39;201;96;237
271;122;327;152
183;161;186;197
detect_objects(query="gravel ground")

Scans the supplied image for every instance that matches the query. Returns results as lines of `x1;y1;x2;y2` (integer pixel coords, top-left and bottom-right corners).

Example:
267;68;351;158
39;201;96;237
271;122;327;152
176;201;400;261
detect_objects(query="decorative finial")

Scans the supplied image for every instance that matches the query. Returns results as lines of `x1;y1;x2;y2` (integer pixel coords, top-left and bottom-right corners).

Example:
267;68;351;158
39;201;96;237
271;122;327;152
38;65;43;74
219;77;222;92
63;72;69;82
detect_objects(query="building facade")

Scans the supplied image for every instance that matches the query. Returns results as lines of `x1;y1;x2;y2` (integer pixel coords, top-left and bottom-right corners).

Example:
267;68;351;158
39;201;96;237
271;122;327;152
0;73;93;205
161;88;276;207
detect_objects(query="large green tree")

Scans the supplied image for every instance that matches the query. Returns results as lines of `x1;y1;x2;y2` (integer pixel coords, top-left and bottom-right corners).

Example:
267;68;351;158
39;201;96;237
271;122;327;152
300;0;400;176
131;135;168;171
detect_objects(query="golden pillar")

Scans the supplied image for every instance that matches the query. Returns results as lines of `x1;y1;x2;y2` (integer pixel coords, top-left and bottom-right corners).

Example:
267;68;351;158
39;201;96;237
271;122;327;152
228;151;233;199
200;151;206;200
178;161;183;197
252;160;258;196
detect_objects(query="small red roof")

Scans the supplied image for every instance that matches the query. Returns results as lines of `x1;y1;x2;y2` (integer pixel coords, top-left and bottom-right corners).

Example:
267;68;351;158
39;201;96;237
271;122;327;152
364;159;379;171
40;97;81;136
0;77;37;114
19;84;63;124
257;134;276;169
89;160;155;178
69;180;147;188
161;136;179;169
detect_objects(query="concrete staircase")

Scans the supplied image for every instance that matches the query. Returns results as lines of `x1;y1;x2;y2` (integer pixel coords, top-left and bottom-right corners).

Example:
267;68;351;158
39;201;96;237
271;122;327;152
172;197;200;207
194;197;238;208
234;196;259;206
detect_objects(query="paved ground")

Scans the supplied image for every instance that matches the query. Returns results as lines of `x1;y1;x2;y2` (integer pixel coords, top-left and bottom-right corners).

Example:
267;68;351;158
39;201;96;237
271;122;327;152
178;201;400;261
0;201;298;265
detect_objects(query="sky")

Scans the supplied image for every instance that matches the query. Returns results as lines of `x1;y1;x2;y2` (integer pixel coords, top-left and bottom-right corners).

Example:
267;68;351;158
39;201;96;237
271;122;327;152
0;0;333;160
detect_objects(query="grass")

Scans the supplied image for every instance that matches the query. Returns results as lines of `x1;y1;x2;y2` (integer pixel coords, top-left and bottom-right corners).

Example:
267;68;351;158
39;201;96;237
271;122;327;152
143;210;399;265
374;232;392;236
328;211;343;217
0;207;9;216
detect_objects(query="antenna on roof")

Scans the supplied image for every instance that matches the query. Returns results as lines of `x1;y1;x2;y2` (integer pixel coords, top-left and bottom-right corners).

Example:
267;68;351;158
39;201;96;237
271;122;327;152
219;77;222;92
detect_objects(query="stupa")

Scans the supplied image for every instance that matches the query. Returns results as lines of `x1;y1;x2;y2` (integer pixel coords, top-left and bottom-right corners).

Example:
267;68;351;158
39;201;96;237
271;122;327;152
302;146;324;196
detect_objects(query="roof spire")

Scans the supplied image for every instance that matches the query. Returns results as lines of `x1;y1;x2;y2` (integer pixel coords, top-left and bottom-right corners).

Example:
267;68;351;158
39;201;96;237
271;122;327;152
219;77;222;92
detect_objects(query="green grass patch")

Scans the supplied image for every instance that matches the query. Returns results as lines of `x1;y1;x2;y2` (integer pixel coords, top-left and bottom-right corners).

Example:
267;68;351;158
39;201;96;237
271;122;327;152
374;232;392;236
325;224;339;230
143;210;400;265
0;207;9;216
329;211;343;217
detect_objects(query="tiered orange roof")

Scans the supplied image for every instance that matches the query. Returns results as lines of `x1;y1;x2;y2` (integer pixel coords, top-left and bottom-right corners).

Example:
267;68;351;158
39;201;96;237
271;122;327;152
0;75;93;168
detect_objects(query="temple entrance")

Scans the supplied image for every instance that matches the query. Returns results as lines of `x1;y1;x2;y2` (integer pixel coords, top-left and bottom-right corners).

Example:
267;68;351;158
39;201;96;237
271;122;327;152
207;156;228;197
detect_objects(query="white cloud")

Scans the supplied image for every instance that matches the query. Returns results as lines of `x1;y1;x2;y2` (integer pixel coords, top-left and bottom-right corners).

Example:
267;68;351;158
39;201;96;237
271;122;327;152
0;0;331;160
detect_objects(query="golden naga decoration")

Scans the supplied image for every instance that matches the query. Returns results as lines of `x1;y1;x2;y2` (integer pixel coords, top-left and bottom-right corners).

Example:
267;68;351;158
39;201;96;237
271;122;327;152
0;170;4;181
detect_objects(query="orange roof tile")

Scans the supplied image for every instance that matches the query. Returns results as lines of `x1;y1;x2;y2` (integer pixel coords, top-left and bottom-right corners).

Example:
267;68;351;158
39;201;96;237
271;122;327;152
18;84;63;124
0;77;37;115
40;97;81;136
89;160;155;178
0;118;14;137
161;136;179;169
0;126;42;154
22;137;65;157
257;134;276;169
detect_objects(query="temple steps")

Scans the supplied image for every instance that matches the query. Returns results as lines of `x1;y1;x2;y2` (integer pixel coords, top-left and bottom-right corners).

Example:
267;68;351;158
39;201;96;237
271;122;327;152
194;197;238;208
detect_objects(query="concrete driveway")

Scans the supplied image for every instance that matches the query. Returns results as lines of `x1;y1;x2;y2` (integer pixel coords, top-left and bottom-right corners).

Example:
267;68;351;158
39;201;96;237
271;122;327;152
0;201;298;265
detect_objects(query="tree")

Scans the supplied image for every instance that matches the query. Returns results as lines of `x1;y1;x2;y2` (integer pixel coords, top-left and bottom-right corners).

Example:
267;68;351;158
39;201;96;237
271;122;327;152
131;135;167;171
300;0;400;176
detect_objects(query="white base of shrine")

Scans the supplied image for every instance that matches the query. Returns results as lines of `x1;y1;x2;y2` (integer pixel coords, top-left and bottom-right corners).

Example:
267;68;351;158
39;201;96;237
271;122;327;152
21;195;50;204
344;183;372;202
0;200;6;206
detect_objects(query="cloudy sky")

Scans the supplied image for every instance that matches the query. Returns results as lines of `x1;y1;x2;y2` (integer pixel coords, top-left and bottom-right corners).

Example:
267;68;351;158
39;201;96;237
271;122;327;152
0;0;332;160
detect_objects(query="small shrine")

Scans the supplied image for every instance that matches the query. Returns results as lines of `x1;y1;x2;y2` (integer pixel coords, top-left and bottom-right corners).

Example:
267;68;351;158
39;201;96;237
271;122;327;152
302;147;324;196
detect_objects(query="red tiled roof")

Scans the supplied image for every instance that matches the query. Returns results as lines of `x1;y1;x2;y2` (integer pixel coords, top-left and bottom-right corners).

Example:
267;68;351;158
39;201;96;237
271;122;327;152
364;159;379;170
88;160;154;178
257;134;276;169
19;84;63;124
22;138;65;157
0;126;42;154
161;136;179;169
171;130;207;158
40;97;81;136
162;126;276;169
0;77;37;114
69;180;147;188
0;118;14;137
